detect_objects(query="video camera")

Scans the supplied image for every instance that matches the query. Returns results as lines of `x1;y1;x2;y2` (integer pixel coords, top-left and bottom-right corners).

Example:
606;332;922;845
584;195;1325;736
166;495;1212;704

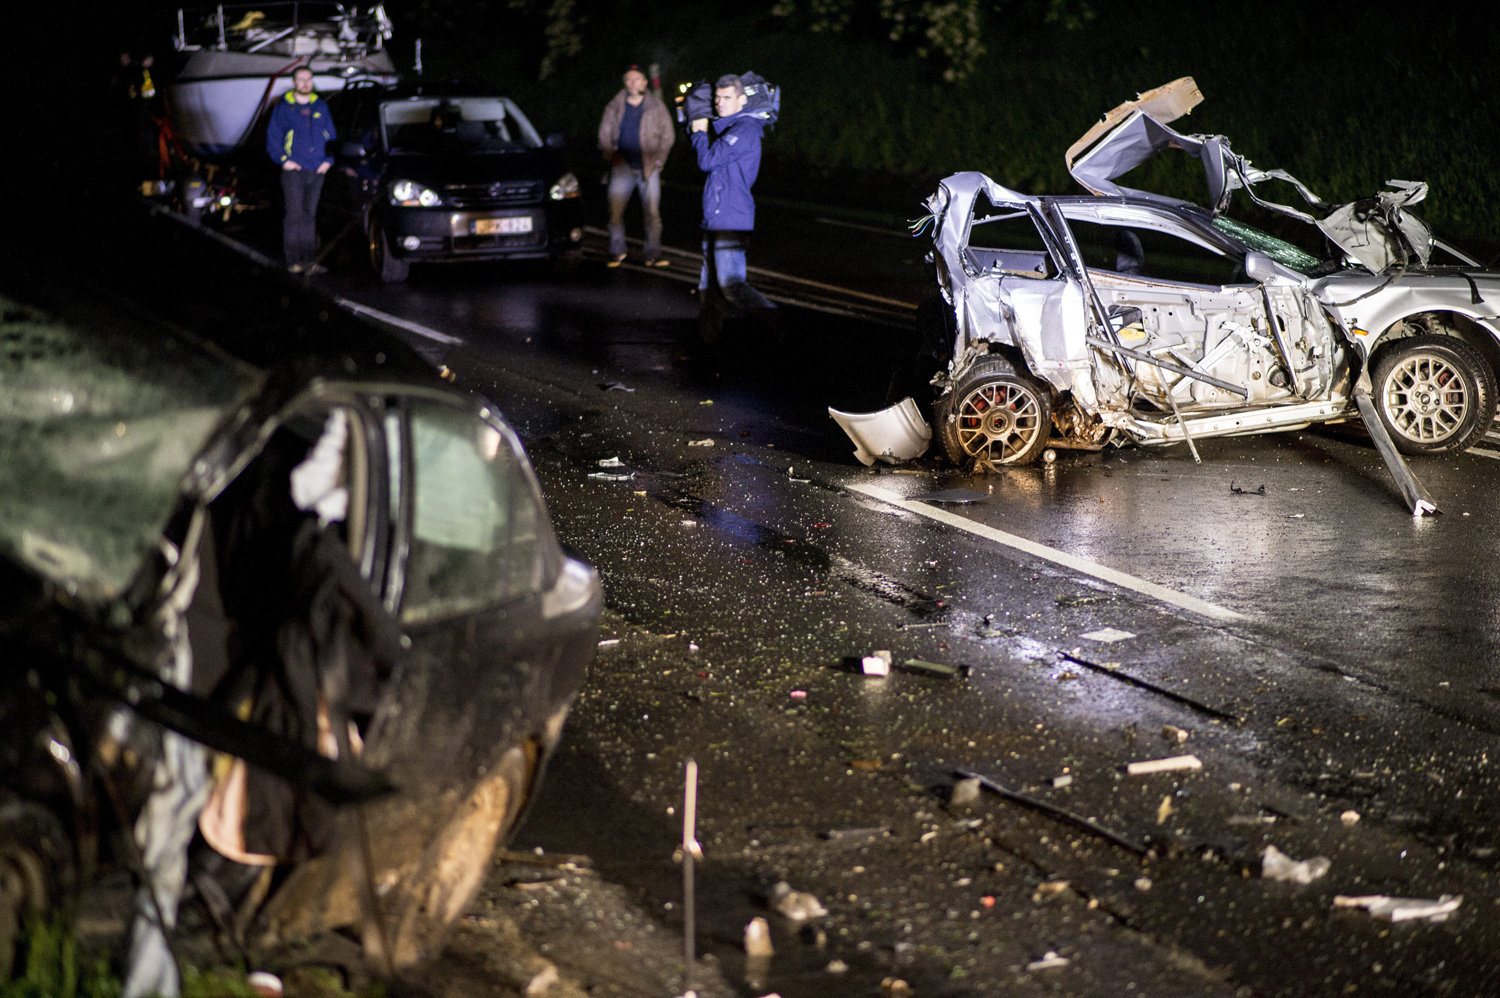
674;72;780;132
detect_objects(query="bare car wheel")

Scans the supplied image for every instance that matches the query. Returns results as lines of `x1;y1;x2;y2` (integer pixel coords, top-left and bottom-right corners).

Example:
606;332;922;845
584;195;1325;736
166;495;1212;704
1372;333;1496;454
939;357;1053;466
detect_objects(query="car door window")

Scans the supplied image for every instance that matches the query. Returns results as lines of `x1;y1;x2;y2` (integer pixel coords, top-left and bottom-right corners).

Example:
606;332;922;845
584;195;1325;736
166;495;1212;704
1066;218;1246;287
400;401;543;625
966;196;1056;278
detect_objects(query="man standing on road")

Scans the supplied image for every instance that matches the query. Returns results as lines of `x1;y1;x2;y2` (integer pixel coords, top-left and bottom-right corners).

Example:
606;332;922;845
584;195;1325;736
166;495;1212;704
690;74;770;323
266;67;336;274
598;65;675;267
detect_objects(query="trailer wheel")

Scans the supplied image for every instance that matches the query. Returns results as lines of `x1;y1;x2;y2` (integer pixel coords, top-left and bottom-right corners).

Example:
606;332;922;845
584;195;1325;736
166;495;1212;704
1372;333;1496;454
938;357;1052;466
369;219;409;284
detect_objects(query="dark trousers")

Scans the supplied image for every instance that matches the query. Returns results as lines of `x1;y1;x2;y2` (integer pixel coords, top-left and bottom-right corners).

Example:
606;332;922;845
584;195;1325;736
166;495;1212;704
281;169;326;267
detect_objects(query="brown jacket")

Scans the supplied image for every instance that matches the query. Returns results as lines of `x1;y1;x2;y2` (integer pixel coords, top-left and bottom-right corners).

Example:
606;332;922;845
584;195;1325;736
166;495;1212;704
597;90;675;178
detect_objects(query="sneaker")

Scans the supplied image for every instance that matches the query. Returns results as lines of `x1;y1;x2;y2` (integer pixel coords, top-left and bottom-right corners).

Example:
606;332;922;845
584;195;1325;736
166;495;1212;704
645;257;670;267
606;254;627;268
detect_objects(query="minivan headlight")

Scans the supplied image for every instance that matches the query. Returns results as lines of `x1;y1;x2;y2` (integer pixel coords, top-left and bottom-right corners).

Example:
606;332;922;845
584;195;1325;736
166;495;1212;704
389;180;441;206
549;172;580;200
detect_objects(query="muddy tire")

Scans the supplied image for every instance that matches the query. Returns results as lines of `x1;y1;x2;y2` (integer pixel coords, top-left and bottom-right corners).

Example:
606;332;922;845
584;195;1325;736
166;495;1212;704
938;357;1052;467
1371;333;1496;454
369;218;409;284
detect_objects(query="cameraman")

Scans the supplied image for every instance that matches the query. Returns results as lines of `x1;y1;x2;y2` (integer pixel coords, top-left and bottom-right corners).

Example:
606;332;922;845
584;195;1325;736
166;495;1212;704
690;74;765;299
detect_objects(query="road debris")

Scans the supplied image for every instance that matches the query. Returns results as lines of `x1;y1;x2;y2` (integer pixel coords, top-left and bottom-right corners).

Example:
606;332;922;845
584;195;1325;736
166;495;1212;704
1052;775;1073;789
1156;795;1173;825
1081;627;1136;642
956;769;1147;855
821;827;889;845
688;438;715;447
862;650;893;676
1134;876;1153;892
1126;755;1202;776
744;916;774;957
1333;894;1462;923
910;489;990;504
788;467;811;482
597;456;626;466
1341;809;1361;826
770;881;828;921
600;382;635;392
1026;951;1070;972
950;777;982;808
247;972;283;998
1261;844;1331;884
826;959;849;974
588;471;635;481
1162;725;1190;744
597;638;621;648
900;658;968;678
828;398;932;466
881;978;911;993
790;690;807;700
1033;880;1070;900
1230;482;1267;495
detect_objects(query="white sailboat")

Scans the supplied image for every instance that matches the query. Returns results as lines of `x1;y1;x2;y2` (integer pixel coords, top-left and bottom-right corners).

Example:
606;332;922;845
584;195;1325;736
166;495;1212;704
167;3;400;158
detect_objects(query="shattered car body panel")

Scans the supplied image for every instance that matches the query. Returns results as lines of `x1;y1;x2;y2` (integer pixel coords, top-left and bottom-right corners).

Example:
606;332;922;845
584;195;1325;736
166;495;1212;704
0;201;601;979
922;80;1500;509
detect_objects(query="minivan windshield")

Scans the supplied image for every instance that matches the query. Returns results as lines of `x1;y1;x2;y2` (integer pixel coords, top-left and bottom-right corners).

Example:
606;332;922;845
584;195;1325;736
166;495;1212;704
381;97;543;154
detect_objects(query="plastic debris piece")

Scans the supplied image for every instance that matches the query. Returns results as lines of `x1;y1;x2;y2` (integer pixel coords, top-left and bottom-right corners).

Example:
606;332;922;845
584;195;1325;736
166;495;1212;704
861;654;890;676
1134;876;1153;892
1156;795;1173;825
744;916;774;957
1081;627;1136;643
770;881;828;921
1126;755;1202;776
600;382;635;392
526;965;559;996
688;438;715;447
1261;844;1331;884
950;777;981;808
1341;809;1361;826
247;972;284;998
597;456;626;467
700;399;714;405
790;690;807;700
980;896;995;908
826;960;848;974
1053;774;1073;789
910;489;990;504
1230;482;1266;495
588;471;635;481
881;979;911;993
597;638;621;648
1162;725;1190;743
1333;893;1462;923
822;827;888;844
900;658;965;678
1034;880;1069;896
1026;951;1070;972
828;397;932;466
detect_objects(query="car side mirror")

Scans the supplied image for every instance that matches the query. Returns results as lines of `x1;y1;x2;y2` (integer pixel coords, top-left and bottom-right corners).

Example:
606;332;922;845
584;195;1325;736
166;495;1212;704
545;132;565;149
337;140;367;158
1244;251;1278;284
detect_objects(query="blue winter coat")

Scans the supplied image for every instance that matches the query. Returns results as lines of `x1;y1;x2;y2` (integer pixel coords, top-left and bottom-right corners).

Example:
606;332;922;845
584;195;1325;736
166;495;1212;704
691;111;764;231
265;92;336;169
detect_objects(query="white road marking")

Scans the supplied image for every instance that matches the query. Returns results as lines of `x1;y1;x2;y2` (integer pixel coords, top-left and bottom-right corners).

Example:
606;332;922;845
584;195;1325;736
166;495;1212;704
336;298;465;345
1469;447;1500;461
850;483;1246;623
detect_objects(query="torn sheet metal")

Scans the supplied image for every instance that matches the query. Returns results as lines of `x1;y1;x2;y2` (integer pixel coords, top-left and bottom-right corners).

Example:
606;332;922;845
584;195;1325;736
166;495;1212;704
828;397;932;466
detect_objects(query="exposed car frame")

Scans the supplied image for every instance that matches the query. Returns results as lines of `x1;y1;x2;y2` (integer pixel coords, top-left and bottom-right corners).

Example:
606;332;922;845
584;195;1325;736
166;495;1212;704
921;78;1500;513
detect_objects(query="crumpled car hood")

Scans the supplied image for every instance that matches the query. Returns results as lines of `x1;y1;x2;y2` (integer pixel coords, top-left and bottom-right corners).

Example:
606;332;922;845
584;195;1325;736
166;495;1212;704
1066;77;1439;274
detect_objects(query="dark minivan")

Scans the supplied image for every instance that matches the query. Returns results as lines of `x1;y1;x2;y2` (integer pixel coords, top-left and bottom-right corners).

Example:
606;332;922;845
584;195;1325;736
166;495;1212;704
333;85;584;282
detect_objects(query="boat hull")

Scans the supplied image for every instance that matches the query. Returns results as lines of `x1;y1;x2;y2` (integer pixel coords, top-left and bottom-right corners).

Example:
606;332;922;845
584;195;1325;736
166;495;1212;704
167;49;397;158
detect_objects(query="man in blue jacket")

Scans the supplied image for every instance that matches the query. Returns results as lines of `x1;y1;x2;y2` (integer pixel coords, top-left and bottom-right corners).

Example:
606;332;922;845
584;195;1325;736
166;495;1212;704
266;67;336;273
690;74;767;308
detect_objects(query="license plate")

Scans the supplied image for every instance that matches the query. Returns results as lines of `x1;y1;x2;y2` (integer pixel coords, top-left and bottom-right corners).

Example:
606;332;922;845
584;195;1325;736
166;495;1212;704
472;216;532;235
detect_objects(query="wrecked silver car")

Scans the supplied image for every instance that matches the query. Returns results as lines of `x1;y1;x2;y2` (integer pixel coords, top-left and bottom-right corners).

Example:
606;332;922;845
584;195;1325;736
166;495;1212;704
920;78;1500;510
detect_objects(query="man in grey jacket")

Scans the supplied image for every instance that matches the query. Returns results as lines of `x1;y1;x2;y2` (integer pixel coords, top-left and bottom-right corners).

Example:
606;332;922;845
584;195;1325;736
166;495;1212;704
598;65;675;266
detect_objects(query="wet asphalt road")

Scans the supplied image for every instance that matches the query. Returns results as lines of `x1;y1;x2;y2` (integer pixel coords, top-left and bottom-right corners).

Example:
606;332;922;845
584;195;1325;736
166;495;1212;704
268;193;1500;994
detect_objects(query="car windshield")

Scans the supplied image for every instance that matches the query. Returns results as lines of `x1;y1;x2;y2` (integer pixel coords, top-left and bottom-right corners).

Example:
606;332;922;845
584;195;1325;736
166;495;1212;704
381;97;543;154
1211;216;1325;275
0;291;259;603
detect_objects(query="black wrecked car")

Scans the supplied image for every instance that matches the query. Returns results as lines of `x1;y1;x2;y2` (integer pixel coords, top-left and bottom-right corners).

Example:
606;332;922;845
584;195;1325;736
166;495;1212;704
0;199;599;983
330;84;584;282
